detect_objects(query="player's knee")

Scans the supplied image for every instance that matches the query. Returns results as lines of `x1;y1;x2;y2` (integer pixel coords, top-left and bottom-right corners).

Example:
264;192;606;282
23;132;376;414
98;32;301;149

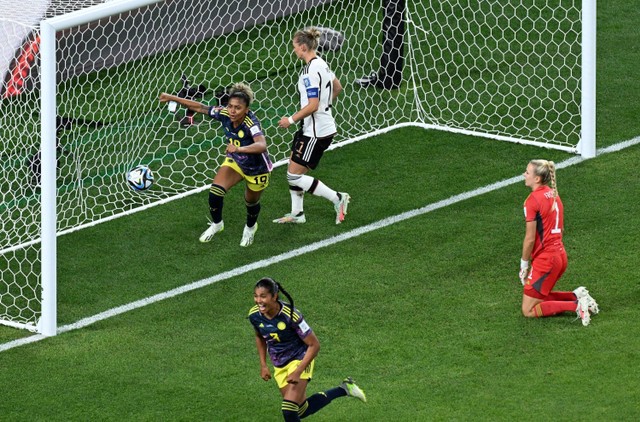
287;172;315;192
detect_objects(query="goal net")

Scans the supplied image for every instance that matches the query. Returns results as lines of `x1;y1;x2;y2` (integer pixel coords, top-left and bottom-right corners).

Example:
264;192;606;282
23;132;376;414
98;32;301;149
0;0;594;333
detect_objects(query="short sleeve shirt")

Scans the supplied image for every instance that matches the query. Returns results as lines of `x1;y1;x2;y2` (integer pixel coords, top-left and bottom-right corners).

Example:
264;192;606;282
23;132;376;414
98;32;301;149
524;185;564;258
248;301;313;367
298;56;337;138
209;107;273;175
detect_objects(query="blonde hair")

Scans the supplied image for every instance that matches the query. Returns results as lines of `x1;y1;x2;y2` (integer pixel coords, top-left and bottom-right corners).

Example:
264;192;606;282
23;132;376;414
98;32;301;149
228;82;254;106
293;27;321;52
530;159;558;197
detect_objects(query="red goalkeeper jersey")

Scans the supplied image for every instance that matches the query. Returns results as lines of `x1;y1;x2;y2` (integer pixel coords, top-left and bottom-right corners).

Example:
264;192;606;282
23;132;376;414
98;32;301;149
524;185;564;258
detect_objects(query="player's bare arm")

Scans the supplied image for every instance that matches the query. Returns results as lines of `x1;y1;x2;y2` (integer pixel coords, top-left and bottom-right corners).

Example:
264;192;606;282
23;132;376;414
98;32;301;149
278;97;319;129
332;78;343;101
254;331;271;381
286;332;320;384
158;92;210;115
226;135;267;154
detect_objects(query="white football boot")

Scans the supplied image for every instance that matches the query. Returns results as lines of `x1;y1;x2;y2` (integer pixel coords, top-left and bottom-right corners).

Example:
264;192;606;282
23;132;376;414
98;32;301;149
199;221;224;243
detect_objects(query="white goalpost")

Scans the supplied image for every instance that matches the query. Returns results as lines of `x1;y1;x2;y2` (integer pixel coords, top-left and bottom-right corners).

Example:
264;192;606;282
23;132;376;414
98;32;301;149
0;0;596;335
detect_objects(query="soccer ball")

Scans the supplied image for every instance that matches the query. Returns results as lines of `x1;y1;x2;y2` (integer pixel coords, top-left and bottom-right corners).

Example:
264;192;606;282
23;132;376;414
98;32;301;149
126;165;154;191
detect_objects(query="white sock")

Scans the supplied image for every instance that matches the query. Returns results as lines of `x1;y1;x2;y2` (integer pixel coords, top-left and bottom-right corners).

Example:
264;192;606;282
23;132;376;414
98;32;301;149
288;172;339;204
310;179;340;203
290;189;304;215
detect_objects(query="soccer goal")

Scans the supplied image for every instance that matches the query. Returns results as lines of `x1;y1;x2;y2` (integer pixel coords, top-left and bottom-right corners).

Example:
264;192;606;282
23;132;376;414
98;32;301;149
0;0;596;334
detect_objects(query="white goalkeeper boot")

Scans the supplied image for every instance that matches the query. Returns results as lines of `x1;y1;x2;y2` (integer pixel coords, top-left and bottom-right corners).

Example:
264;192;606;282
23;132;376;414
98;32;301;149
199;221;224;243
575;296;591;326
574;286;599;314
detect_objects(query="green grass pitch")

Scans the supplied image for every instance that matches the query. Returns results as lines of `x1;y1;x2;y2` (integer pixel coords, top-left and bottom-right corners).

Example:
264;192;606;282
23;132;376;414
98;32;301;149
1;1;639;420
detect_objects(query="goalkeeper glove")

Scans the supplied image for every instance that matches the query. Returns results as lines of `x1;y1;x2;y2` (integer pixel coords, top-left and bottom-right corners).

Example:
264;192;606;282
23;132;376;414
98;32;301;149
519;259;529;286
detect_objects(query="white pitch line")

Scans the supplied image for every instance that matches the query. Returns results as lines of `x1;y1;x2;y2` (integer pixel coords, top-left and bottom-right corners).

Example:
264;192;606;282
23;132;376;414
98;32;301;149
1;136;639;353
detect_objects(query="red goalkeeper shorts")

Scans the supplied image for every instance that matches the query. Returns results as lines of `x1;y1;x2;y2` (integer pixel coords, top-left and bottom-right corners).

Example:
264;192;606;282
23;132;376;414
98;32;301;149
524;249;568;299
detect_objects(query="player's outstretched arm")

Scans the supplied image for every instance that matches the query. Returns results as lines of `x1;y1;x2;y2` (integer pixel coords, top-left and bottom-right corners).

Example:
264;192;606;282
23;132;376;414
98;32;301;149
159;92;210;115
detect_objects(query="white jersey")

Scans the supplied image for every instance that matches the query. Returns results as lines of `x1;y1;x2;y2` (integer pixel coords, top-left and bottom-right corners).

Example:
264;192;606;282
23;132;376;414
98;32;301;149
297;56;337;138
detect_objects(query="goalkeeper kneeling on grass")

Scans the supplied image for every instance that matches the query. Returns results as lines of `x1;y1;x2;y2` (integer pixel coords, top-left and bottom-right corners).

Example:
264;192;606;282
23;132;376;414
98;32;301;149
518;159;599;326
159;83;273;247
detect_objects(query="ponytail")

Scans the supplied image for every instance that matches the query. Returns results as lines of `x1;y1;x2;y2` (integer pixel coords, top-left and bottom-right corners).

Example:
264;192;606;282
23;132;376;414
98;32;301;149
548;161;558;198
275;281;295;313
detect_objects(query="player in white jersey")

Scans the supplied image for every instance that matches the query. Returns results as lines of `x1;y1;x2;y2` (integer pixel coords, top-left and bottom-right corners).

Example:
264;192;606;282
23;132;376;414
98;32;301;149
297;56;337;138
274;27;351;225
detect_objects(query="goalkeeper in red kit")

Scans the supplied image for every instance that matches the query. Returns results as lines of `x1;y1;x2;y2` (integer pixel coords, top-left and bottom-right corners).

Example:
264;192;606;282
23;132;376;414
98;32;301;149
519;159;599;326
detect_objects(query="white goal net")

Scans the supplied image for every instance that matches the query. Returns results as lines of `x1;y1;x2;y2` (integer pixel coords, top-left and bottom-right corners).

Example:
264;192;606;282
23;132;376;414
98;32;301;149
0;0;595;333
